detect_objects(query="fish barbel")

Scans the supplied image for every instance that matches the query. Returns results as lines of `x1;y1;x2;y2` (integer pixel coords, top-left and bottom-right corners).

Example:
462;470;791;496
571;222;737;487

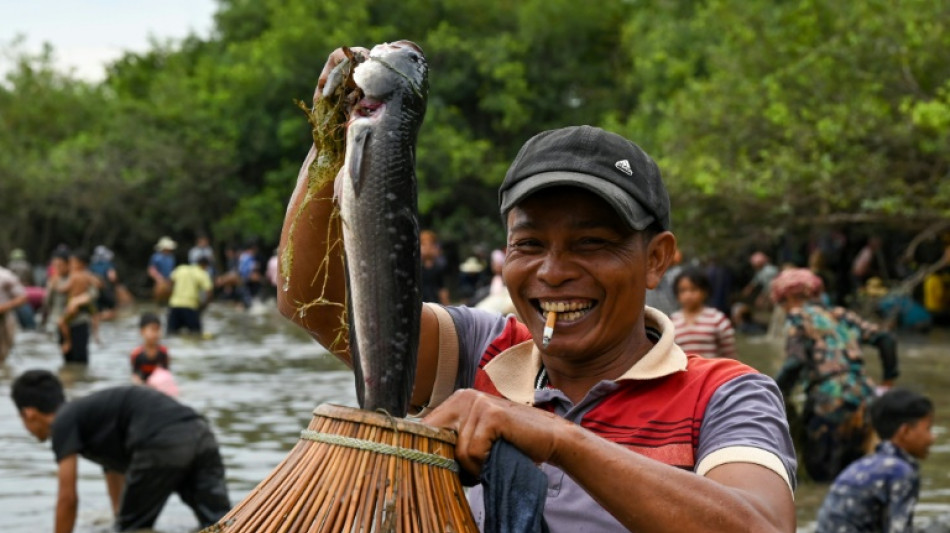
332;41;428;416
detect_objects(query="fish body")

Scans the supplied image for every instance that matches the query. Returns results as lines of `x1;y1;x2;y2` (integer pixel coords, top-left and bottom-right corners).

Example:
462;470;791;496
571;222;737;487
337;41;428;416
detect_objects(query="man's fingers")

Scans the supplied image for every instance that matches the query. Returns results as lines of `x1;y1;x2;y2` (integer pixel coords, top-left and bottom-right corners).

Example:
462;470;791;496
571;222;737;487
316;46;370;98
424;390;509;476
317;48;350;93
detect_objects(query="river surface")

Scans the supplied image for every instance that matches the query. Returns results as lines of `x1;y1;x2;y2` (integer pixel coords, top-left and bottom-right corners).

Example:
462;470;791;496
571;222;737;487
0;303;947;532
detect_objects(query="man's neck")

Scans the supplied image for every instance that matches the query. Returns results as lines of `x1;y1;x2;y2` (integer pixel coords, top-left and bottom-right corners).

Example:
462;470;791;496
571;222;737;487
543;330;654;405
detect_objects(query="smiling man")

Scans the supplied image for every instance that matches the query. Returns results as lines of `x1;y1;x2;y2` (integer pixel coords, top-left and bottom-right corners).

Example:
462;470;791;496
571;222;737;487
279;54;797;532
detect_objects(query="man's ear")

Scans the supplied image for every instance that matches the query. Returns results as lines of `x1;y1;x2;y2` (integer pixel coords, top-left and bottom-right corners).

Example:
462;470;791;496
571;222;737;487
892;421;912;444
645;232;677;290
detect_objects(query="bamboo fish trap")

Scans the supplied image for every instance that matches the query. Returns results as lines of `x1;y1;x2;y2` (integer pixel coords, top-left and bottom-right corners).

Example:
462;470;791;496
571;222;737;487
204;403;479;532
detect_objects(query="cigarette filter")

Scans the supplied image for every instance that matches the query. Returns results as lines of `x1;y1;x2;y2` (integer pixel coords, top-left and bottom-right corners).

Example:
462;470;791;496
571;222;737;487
542;311;557;348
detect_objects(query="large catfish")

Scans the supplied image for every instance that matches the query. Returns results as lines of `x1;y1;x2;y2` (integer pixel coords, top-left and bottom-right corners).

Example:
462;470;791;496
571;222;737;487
333;41;428;417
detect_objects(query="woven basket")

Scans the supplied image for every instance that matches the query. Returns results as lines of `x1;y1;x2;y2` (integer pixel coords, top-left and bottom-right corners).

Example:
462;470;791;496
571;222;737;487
204;403;478;532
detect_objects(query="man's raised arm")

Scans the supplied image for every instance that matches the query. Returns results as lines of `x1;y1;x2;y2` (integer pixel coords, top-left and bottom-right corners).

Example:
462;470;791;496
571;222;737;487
276;48;443;409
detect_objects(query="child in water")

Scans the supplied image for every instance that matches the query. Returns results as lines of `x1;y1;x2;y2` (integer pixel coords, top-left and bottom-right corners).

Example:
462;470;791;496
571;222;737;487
130;312;178;397
817;388;935;532
670;268;737;358
57;251;100;355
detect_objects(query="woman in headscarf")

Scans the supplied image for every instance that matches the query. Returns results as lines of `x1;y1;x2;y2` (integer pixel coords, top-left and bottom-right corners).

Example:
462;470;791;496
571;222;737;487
772;268;899;482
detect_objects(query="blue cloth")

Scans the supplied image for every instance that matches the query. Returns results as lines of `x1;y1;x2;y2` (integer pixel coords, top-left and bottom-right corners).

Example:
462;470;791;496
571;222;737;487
481;439;548;533
816;441;920;533
237;252;256;281
149;253;176;279
89;260;113;279
877;294;932;330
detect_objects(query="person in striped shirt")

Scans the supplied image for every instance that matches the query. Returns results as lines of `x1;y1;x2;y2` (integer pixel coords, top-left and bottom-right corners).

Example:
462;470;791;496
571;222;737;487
670;268;737;358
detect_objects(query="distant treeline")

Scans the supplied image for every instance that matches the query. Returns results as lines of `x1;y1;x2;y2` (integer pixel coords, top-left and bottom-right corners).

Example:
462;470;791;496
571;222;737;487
2;0;948;287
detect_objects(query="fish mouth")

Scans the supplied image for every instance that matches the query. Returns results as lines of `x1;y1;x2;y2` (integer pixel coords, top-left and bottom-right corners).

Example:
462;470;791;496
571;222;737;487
353;96;384;118
534;299;596;323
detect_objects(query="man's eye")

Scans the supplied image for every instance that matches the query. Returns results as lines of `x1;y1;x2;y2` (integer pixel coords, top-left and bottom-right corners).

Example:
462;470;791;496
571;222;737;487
577;237;609;248
510;239;542;251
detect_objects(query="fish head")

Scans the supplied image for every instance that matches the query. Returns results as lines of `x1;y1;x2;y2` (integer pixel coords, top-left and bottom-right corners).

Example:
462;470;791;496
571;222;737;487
352;40;428;113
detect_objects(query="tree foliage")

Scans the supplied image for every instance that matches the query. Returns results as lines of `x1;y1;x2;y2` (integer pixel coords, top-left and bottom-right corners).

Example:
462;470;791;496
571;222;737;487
2;0;948;287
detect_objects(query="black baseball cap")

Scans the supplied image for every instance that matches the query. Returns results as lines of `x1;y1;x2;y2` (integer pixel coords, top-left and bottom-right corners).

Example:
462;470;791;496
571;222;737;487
499;125;670;231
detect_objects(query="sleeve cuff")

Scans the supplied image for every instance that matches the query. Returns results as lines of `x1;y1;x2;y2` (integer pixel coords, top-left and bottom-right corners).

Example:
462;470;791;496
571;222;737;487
695;445;794;496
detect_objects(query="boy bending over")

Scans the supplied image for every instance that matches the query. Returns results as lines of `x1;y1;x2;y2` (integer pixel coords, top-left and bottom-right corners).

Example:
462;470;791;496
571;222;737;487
817;388;935;532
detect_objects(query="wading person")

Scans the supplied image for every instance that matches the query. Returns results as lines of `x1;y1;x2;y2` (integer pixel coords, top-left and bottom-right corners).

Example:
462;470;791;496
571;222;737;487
816;388;934;532
148;236;177;304
10;369;230;532
278;49;796;533
0;263;28;361
167;256;213;335
55;251;99;363
772;268;899;482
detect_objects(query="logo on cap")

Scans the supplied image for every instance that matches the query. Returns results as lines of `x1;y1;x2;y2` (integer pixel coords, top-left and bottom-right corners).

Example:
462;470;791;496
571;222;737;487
615;159;633;176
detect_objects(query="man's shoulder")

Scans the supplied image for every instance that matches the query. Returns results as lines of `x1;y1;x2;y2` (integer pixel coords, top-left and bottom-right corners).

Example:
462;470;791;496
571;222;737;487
684;354;757;383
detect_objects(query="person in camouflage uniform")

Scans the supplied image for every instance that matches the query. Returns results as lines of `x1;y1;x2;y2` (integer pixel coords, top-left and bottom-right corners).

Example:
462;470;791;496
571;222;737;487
772;268;899;482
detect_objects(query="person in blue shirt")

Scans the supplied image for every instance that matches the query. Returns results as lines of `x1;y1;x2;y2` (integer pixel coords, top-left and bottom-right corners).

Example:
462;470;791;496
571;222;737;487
816;388;935;533
147;237;177;304
90;245;119;321
236;242;260;309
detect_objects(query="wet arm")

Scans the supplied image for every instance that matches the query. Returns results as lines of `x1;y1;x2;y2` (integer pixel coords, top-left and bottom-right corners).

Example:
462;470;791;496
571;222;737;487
275;48;441;401
55;454;79;533
425;392;794;532
842;308;899;383
275;143;350;362
866;331;899;384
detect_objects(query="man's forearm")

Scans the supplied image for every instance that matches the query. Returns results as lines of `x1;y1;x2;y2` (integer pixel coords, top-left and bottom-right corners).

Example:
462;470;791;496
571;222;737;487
551;421;794;533
276;145;350;362
54;493;78;533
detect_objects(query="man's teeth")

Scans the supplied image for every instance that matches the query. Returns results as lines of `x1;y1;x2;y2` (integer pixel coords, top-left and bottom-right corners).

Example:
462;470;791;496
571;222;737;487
539;301;592;321
559;310;585;321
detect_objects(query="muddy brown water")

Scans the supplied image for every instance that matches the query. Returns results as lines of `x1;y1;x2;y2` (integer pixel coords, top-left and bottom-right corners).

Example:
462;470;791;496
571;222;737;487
0;304;947;532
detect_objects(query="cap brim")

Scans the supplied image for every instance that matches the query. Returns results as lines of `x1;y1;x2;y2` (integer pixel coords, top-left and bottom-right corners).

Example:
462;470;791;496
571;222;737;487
500;171;656;230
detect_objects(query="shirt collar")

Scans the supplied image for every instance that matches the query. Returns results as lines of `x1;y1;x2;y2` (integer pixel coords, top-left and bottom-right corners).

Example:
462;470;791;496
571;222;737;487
876;440;920;469
483;306;688;405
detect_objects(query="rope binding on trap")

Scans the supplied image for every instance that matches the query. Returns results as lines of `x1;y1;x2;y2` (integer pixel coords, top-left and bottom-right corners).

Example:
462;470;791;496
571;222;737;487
299;429;460;473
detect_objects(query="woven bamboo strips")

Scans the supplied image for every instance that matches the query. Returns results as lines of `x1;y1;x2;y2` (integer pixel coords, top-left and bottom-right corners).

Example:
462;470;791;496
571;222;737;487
203;404;478;533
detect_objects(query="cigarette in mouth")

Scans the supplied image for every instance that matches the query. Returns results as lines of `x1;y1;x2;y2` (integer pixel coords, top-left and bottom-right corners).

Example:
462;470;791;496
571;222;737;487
542;311;557;348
